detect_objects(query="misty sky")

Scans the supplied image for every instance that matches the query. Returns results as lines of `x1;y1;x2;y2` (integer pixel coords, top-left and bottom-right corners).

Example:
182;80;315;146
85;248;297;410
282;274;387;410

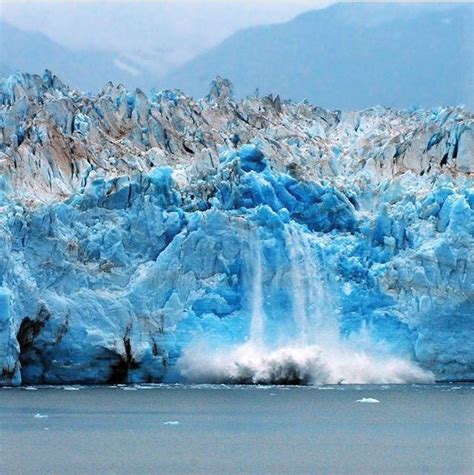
0;1;331;69
1;1;459;71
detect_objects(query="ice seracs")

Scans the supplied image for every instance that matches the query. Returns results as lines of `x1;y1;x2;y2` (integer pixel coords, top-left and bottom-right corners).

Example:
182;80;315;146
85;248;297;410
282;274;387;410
0;71;472;386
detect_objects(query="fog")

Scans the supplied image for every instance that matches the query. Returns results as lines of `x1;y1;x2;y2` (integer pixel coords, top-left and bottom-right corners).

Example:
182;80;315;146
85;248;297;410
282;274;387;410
0;1;329;72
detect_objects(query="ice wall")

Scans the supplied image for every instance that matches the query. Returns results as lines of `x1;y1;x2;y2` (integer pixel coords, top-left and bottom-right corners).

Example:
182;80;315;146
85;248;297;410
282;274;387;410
0;72;472;385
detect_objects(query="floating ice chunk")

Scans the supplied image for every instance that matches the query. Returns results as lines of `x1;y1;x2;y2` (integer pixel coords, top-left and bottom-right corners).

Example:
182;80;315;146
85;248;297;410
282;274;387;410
356;398;380;403
163;421;180;425
34;413;48;418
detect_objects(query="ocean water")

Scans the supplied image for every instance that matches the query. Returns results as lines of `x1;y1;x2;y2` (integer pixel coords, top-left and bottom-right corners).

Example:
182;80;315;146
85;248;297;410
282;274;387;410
1;384;473;474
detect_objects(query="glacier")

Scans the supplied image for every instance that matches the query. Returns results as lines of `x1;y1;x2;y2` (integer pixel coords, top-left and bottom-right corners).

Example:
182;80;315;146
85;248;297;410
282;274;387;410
0;71;472;386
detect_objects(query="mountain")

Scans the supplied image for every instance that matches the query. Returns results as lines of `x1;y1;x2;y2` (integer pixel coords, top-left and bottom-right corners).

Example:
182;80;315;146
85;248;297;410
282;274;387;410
0;21;155;92
162;3;474;109
0;2;324;84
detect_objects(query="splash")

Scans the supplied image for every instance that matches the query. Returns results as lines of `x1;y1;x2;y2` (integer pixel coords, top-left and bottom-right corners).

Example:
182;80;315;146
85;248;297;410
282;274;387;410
178;224;433;385
178;338;433;385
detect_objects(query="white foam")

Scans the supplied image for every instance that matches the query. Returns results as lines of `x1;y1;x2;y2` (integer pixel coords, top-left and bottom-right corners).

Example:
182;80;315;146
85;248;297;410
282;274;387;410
34;413;48;418
163;421;180;425
178;340;433;385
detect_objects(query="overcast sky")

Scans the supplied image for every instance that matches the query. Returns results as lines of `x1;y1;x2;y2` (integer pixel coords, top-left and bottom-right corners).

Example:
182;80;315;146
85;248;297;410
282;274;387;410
0;1;330;63
0;1;463;74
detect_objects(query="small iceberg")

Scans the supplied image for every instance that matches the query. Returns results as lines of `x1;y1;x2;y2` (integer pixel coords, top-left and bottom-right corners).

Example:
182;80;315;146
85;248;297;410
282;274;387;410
357;397;380;403
163;421;180;425
34;413;48;418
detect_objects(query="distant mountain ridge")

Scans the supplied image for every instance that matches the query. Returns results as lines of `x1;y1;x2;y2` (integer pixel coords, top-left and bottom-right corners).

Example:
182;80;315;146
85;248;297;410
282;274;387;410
0;21;156;92
162;2;474;110
2;3;473;109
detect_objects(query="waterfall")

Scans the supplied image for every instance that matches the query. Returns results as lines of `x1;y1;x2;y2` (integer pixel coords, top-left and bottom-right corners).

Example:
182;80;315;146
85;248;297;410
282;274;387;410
249;237;265;347
285;226;310;343
284;224;339;345
178;222;433;385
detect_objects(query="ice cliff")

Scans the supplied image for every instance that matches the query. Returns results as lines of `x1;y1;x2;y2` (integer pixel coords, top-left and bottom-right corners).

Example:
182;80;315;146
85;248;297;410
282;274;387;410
0;71;472;386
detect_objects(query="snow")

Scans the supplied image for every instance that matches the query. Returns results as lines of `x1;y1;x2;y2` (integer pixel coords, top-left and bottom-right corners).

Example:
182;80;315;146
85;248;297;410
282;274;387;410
0;72;472;386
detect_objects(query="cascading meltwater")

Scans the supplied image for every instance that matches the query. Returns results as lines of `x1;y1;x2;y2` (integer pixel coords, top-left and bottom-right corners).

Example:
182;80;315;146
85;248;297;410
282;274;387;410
178;223;434;385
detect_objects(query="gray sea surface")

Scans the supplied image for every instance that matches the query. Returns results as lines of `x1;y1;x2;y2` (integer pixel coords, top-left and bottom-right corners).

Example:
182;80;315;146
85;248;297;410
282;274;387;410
1;384;473;474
